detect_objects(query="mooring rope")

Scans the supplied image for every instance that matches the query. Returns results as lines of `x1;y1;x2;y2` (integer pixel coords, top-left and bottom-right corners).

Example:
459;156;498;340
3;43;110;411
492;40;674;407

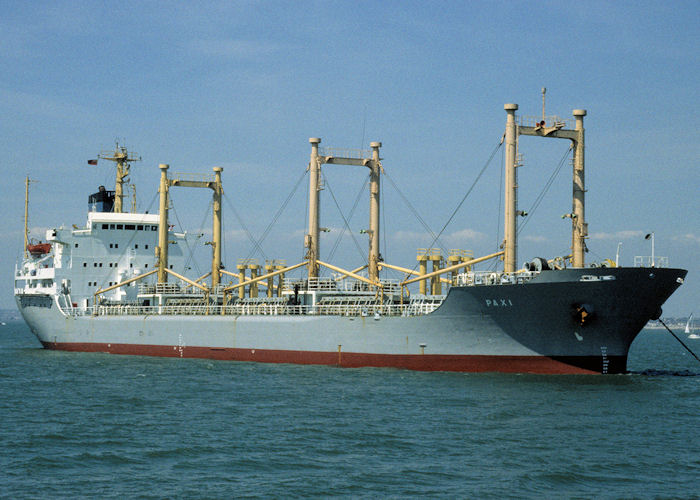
659;318;700;364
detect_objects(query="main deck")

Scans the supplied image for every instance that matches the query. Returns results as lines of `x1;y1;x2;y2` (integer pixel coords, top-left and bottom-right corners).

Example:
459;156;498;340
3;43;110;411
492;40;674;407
52;270;543;318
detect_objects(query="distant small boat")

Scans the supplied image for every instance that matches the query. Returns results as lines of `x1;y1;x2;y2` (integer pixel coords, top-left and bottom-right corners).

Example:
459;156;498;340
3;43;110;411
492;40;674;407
687;314;699;339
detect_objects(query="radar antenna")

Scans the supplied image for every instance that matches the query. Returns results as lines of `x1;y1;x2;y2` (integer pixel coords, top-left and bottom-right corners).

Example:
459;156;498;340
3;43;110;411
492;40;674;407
97;141;141;213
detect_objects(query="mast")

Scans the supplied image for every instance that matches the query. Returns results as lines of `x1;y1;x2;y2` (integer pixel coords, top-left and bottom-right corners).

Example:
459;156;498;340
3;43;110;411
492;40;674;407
99;143;141;213
503;104;519;273
368;142;382;282
571;110;587;267
157;164;170;283
165;166;224;288
307;138;322;278
23;176;30;258
306;138;384;284
512;100;588;268
212;167;223;288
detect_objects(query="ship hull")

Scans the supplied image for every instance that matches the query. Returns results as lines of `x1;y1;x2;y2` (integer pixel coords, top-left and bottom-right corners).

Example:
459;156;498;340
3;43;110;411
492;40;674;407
17;267;687;374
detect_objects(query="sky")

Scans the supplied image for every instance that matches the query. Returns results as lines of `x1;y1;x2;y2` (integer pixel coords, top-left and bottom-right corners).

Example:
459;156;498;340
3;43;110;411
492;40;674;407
1;0;698;316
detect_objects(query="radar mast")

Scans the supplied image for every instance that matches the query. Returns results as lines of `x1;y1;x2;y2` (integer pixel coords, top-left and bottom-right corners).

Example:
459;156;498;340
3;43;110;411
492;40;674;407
98;142;141;213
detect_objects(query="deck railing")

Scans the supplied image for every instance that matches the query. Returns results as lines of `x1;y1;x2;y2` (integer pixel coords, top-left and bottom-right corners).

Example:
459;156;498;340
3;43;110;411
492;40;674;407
62;300;444;318
456;270;540;286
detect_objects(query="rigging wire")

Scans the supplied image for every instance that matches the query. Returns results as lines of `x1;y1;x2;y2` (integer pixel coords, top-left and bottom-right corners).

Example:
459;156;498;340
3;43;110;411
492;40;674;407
423;140;504;257
322;171;367;264
221;204;227;277
187;198;212;273
382;170;449;253
303;164;310;263
381;172;387;279
241;168;307;262
517;145;572;235
496;137;504;250
170;200;205;278
327;174;369;263
359;105;367;151
222;194;268;262
485;145;571;272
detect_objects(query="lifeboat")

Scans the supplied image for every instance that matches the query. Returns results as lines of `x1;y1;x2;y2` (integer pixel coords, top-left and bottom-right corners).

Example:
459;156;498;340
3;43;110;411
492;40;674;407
27;242;51;256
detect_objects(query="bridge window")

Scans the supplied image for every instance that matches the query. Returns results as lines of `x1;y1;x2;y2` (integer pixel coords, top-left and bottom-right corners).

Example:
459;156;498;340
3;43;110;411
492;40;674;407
125;224;135;230
102;224;108;230
137;225;144;230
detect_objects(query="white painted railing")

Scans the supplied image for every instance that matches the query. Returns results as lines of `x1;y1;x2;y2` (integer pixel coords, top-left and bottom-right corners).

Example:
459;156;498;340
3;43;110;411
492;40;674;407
62;301;446;318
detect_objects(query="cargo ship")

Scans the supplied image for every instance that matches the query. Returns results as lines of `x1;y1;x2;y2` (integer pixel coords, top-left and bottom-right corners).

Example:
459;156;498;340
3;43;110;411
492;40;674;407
14;101;687;374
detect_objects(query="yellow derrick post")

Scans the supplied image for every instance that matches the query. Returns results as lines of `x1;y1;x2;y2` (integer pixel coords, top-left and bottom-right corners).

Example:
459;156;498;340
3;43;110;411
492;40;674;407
157;164;170;284
265;262;275;298
223;261;308;294
211;167;223;289
249;263;259;298
306;138;321;279
237;262;247;299
378;262;451;284
430;251;443;295
417;250;428;295
503;104;518;273
368;142;382;282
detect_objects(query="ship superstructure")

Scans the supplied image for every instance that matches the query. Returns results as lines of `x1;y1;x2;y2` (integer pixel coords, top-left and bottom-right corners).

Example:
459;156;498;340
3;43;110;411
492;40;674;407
15;103;687;374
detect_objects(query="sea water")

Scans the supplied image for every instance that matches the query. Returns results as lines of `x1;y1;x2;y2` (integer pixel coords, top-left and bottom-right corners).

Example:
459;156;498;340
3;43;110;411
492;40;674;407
1;320;698;499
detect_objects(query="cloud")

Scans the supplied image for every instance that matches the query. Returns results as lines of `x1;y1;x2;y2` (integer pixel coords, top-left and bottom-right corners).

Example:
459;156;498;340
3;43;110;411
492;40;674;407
445;228;487;242
589;230;645;241
223;229;248;241
521;235;549;243
672;233;700;245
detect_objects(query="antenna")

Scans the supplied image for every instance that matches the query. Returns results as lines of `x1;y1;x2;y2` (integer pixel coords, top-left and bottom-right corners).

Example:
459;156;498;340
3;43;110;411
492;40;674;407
98;142;141;213
23;176;35;258
541;87;547;123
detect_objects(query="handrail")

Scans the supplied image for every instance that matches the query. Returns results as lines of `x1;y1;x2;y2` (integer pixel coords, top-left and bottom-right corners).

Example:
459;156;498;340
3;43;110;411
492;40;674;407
401;250;505;286
94;268;158;298
165;268;209;293
222;261;308;293
68;302;446;318
316;260;382;288
379;262;452;284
